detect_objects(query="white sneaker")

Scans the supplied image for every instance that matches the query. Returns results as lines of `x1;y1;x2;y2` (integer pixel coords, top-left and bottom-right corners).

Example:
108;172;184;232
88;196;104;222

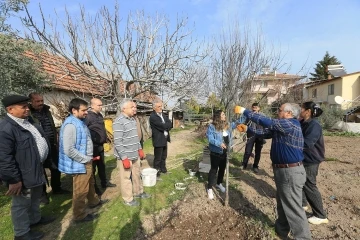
308;216;329;225
303;206;309;211
216;183;226;193
207;189;214;200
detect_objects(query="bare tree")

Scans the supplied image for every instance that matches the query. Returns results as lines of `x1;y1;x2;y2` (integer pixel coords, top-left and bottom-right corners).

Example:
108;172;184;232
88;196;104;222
21;2;207;105
210;23;285;112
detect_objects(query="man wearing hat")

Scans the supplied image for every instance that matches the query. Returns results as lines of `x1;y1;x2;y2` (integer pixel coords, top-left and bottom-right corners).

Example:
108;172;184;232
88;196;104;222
0;94;55;240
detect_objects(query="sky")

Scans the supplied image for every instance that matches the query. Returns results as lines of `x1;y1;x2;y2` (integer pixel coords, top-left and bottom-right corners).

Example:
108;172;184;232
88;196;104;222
9;0;360;76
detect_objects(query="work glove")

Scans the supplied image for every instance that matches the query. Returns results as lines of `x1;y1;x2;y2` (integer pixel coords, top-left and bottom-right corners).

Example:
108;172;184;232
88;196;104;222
234;106;246;114
92;156;100;161
237;124;248;132
122;158;131;169
138;149;146;160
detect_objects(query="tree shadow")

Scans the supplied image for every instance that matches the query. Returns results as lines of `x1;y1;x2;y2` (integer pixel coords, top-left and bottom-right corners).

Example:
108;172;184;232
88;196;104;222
120;211;143;240
225;163;277;229
229;166;276;199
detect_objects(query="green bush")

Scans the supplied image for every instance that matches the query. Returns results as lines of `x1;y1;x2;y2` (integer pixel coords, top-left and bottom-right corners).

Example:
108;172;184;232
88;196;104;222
318;106;344;130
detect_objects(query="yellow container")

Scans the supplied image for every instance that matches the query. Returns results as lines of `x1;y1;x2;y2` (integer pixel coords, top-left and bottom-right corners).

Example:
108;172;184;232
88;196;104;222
234;106;242;114
104;118;114;152
104;143;111;152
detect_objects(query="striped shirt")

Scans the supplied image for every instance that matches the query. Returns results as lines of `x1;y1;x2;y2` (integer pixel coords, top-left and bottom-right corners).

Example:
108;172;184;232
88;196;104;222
113;113;141;160
8;113;49;162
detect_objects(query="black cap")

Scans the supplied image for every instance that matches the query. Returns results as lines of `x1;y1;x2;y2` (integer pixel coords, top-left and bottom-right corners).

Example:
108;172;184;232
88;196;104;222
1;95;30;108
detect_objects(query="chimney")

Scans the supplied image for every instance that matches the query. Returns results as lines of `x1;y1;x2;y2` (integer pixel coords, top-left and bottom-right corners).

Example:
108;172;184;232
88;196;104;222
326;65;332;80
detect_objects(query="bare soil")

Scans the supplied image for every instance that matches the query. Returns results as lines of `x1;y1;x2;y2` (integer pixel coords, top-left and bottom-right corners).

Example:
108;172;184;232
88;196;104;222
135;131;360;240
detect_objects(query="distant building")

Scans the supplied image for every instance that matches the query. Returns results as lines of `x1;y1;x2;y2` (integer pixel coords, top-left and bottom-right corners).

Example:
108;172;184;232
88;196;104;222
304;71;360;110
251;71;306;105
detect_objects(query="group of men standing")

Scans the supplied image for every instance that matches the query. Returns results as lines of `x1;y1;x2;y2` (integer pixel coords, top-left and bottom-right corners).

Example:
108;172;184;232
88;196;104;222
0;93;172;239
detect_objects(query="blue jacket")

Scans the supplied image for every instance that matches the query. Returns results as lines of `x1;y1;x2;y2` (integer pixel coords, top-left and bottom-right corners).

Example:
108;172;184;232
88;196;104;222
58;115;89;174
244;109;304;164
206;119;243;154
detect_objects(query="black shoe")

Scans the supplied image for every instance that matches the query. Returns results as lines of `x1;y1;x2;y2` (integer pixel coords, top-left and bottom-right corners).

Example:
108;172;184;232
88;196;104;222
52;188;71;194
89;199;109;209
14;230;44;240
101;182;116;188
252;168;259;173
75;213;98;223
124;199;140;207
30;216;56;227
134;192;151;199
94;185;103;196
40;194;49;205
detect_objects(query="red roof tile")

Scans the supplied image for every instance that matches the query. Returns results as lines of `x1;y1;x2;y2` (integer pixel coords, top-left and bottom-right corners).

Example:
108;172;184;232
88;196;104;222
25;51;108;96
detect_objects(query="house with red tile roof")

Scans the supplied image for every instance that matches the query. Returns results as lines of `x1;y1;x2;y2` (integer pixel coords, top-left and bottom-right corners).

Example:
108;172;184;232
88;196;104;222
26;50;160;126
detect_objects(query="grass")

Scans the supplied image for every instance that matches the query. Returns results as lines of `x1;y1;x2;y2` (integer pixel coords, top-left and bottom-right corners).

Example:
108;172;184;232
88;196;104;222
323;130;360;137
0;127;202;240
325;157;339;161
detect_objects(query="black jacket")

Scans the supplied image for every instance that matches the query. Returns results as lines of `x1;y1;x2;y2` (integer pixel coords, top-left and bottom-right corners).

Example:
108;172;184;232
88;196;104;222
84;111;107;146
29;104;58;168
149;111;172;147
0;115;48;188
301;118;325;164
29;104;57;143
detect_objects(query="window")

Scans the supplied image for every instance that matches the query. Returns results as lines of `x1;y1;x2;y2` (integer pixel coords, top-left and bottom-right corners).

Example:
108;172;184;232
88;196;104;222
328;84;334;95
261;81;268;88
312;89;317;98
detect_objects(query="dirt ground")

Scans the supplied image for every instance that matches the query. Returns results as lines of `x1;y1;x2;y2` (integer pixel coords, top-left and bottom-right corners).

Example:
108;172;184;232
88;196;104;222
134;130;360;240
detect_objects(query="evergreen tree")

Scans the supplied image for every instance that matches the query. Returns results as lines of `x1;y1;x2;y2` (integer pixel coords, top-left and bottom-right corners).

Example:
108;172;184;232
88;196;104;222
310;51;341;80
206;92;222;115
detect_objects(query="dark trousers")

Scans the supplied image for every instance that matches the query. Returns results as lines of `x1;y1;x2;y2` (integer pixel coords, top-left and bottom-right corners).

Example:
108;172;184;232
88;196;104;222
154;146;168;174
207;151;227;189
242;136;264;168
43;145;62;193
302;163;327;219
92;148;107;188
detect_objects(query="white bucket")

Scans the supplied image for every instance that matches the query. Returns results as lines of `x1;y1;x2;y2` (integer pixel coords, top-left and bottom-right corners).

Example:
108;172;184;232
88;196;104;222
141;168;157;187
